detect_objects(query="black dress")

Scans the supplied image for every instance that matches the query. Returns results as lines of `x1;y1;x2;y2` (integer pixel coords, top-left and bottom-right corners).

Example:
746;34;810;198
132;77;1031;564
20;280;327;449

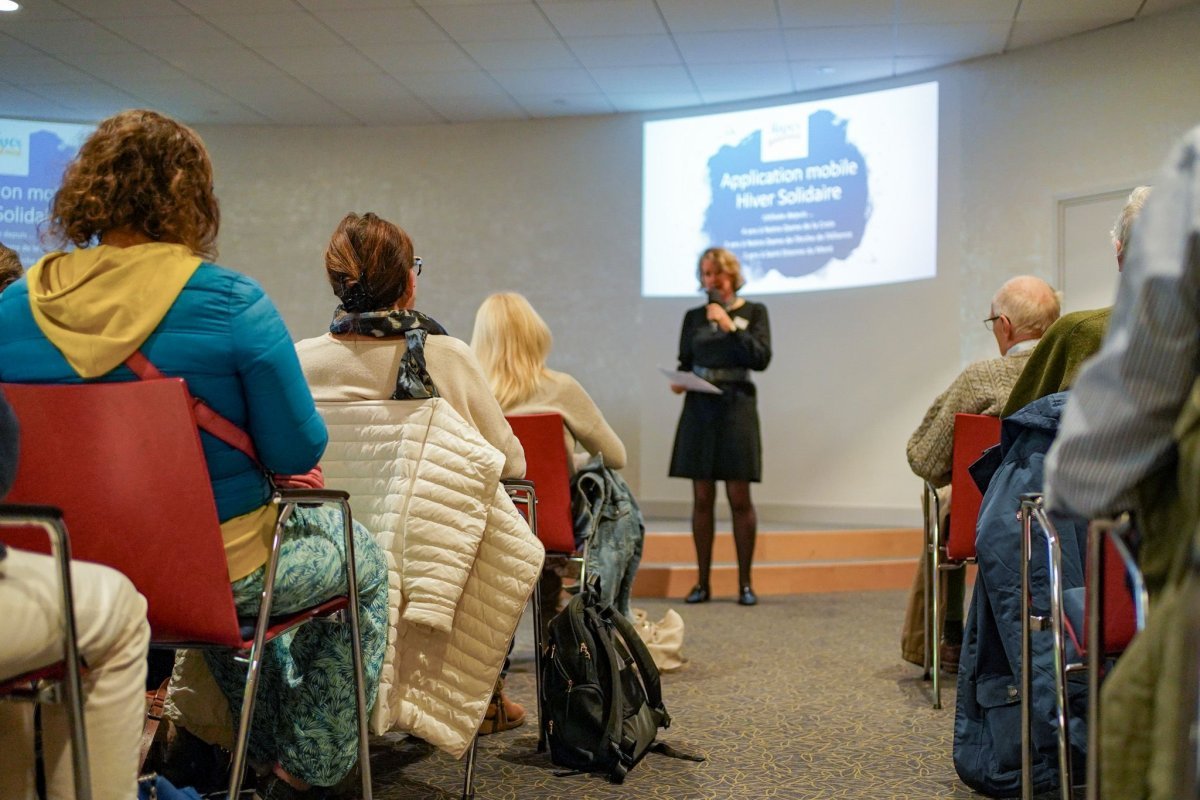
668;299;771;482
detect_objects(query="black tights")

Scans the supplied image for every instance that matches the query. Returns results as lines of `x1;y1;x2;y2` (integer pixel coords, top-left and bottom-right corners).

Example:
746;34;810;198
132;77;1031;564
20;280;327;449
691;479;757;588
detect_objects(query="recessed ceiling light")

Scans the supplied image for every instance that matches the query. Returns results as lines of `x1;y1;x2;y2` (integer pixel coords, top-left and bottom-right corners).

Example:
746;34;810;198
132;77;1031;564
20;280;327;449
0;1;20;12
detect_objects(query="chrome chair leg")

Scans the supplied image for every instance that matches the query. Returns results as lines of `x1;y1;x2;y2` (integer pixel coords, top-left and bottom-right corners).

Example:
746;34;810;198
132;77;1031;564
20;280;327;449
461;736;478;799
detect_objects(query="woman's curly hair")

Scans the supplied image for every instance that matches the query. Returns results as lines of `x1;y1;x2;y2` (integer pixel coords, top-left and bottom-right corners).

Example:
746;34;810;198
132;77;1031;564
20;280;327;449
47;109;220;259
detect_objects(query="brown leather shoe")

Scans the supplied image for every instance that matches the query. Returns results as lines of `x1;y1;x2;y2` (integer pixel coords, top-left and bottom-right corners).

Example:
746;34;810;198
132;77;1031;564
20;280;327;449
478;680;526;735
939;641;962;674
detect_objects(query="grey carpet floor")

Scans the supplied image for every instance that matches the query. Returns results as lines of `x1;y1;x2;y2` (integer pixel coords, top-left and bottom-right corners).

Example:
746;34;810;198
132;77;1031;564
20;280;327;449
363;589;990;800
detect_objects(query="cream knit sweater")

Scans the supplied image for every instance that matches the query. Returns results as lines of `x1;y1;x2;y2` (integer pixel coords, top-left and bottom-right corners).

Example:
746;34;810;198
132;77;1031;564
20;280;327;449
294;332;526;478
504;368;626;473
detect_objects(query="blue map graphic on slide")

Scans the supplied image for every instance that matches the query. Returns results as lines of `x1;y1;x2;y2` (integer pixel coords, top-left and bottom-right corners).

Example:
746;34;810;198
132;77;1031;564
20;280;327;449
703;110;870;278
0;130;81;265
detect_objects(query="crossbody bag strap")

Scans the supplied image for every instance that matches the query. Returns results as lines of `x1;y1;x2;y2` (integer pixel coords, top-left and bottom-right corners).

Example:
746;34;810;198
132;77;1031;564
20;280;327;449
124;351;260;465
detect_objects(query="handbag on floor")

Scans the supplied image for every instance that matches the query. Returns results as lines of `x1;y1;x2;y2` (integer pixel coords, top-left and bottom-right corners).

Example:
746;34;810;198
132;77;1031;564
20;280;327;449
631;607;686;672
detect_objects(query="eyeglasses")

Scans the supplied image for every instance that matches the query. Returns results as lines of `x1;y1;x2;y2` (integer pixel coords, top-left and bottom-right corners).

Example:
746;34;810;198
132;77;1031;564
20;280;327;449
983;314;1005;331
413;256;423;276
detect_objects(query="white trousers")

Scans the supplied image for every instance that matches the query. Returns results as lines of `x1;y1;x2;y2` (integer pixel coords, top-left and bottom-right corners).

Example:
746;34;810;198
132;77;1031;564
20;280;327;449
0;548;150;800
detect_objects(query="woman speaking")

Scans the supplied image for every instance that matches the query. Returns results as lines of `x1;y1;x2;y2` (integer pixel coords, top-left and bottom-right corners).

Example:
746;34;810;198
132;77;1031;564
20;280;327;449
668;247;771;606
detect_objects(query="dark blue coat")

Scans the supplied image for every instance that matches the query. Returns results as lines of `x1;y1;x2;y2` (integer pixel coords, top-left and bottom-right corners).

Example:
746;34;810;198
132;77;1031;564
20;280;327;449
953;392;1089;797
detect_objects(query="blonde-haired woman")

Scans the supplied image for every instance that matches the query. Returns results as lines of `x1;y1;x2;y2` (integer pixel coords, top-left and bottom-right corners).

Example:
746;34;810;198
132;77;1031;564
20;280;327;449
669;247;771;607
471;292;633;624
471;292;625;472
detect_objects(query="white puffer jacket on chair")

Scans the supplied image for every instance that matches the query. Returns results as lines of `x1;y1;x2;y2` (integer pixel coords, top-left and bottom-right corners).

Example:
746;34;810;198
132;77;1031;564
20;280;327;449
317;397;544;759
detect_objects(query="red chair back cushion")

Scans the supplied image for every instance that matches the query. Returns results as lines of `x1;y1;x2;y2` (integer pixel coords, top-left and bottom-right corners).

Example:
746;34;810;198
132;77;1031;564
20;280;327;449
1085;535;1138;655
946;413;1001;561
505;413;575;554
2;380;244;647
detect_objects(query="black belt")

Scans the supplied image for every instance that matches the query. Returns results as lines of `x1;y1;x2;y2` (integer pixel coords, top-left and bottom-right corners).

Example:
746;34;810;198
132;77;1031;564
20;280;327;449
694;366;749;383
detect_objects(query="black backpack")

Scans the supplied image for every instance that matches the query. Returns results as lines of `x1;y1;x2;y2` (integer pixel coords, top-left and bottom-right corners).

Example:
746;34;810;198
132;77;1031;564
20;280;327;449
541;577;699;782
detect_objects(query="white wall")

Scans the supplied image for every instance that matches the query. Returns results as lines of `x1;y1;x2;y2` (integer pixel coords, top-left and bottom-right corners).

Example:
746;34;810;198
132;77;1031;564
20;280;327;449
198;4;1200;527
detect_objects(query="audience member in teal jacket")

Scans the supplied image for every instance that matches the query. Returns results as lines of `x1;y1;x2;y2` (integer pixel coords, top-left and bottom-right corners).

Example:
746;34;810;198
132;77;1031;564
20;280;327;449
0;109;385;797
0;262;326;525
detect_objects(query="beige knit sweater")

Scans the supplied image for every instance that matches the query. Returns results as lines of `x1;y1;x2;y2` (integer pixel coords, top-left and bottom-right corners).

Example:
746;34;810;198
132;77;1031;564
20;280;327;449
504;368;626;474
906;349;1034;487
294;332;526;479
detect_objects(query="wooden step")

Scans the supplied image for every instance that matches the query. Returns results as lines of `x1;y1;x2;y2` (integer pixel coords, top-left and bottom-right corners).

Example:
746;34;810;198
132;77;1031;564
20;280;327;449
632;527;926;598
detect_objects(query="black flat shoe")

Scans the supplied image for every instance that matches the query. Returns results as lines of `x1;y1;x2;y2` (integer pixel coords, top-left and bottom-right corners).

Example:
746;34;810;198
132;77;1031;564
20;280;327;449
737;585;758;606
684;584;710;604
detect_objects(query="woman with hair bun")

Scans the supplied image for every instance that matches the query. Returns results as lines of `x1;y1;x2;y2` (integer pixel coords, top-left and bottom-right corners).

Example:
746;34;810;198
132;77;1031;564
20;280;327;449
295;212;528;736
668;247;771;607
295;212;524;478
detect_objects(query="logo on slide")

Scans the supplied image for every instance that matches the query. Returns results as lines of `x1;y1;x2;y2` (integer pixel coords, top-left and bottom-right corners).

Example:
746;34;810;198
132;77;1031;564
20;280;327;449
703;110;870;279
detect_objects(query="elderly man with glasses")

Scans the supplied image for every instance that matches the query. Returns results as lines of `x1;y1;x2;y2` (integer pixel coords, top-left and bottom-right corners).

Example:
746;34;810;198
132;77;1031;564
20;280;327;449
901;274;1061;673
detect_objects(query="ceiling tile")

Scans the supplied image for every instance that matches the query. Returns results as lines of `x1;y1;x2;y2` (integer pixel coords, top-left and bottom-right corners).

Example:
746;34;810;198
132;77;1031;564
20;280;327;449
1;19;133;54
488;67;597;93
176;0;297;13
258;45;382;76
784;26;895;60
65;0;194;18
1015;0;1141;23
540;0;665;37
588;64;695;94
30;80;145;116
1139;0;1199;13
565;34;680;68
297;0;419;9
54;50;184;84
212;78;358;124
421;3;558;40
0;53;91;85
675;29;787;64
1008;19;1098;49
689;61;793;95
897;0;1020;24
418;92;527;124
400;69;500;95
310;7;449;45
606;90;702;112
778;0;894;28
459;38;578;69
512;92;615;116
656;0;779;33
299;78;443;125
893;54;964;74
416;0;530;5
894;22;1009;57
162;48;285;81
360;41;477;72
206;11;343;49
111;15;241;53
789;58;895;89
0;0;80;21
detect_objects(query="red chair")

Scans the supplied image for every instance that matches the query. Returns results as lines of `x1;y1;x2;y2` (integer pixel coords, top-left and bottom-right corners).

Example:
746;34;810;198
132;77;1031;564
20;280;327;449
922;412;1001;708
503;412;583;752
1;379;373;800
0;504;91;800
1018;499;1145;800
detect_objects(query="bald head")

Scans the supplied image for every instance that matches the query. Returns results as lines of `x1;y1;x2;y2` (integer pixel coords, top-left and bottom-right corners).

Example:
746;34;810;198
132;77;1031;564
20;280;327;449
990;275;1061;355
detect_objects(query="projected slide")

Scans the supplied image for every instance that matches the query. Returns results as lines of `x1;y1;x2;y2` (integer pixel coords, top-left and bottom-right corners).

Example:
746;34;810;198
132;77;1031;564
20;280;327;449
0;117;93;267
642;82;938;297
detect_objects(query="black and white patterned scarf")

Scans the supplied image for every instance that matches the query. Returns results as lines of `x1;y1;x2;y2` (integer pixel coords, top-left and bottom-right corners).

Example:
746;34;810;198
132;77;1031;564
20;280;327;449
329;308;448;400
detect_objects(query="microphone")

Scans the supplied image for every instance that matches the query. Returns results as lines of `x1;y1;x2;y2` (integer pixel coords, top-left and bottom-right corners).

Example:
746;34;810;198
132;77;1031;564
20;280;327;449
706;289;723;332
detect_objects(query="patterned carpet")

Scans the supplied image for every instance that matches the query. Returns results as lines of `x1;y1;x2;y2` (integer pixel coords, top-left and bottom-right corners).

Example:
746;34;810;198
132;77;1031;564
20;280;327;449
363;589;997;800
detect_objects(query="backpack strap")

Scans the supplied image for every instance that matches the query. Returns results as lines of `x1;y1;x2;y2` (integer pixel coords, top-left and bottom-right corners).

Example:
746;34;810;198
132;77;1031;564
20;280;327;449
604;606;670;724
583;604;631;778
124;351;261;465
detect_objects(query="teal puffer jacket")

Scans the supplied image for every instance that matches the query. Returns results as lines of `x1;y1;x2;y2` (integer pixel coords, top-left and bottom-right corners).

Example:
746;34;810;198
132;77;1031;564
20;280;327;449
0;262;327;522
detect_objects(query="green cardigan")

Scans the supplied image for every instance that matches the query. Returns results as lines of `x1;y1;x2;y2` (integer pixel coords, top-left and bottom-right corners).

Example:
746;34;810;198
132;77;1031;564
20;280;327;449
1001;307;1111;417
